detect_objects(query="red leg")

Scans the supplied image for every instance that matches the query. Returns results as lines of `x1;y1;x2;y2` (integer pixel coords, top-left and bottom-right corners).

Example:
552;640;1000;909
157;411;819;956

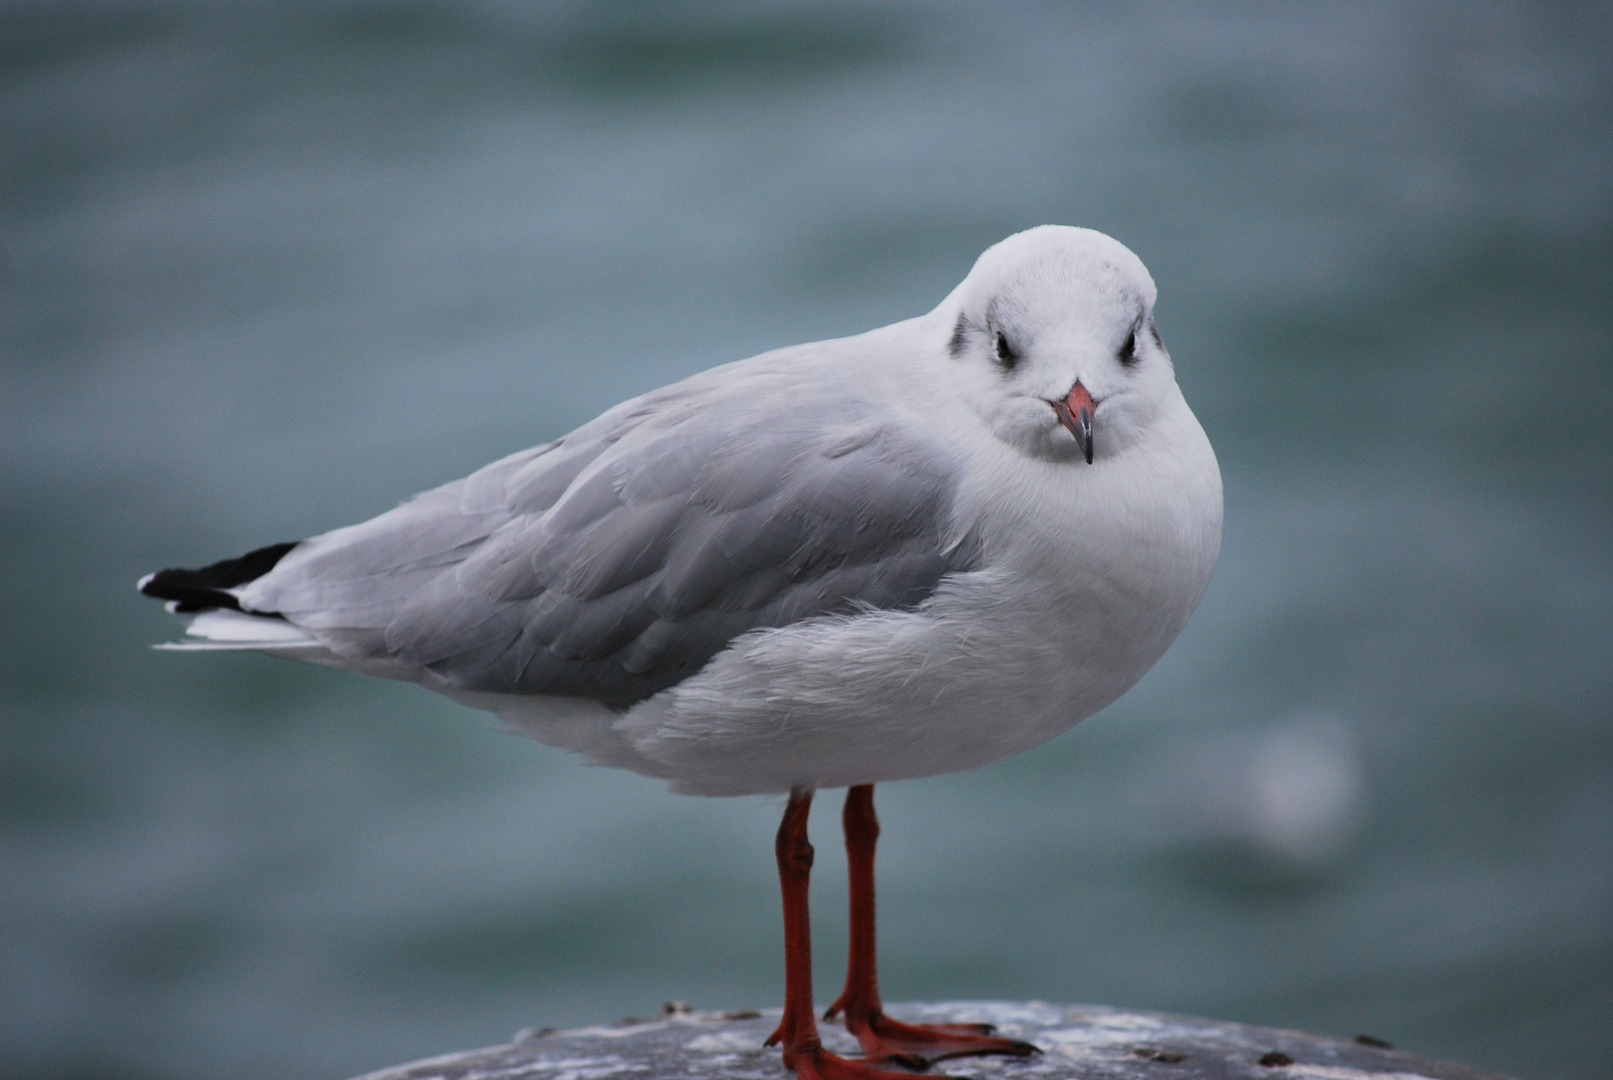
764;788;931;1080
824;785;1039;1069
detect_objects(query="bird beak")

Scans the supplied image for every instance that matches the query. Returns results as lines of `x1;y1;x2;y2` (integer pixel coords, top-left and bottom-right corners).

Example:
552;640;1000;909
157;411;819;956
1051;382;1096;463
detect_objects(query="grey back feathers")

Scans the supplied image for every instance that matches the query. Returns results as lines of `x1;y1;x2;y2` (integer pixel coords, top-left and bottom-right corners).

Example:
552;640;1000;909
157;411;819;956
241;356;980;706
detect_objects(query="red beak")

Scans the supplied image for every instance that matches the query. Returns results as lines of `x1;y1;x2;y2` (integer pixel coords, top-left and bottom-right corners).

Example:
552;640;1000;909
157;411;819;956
1051;382;1096;463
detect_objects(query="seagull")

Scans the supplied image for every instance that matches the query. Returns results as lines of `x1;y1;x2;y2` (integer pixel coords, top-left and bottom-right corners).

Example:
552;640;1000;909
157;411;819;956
139;226;1222;1080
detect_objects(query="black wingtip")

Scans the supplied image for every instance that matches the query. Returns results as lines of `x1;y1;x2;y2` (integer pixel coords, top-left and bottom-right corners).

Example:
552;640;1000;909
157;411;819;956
139;541;299;614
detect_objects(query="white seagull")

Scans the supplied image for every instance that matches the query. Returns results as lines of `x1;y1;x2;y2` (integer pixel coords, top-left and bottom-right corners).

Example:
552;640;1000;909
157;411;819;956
140;226;1222;1080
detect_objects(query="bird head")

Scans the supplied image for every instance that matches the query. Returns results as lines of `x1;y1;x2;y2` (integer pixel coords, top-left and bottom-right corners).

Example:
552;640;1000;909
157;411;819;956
941;225;1181;464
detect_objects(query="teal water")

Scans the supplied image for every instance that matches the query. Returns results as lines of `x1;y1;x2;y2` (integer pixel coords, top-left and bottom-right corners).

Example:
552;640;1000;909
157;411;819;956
2;4;1609;1079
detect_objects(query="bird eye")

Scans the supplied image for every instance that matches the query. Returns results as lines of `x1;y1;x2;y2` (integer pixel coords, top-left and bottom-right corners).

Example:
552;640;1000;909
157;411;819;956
1119;330;1139;366
994;331;1019;369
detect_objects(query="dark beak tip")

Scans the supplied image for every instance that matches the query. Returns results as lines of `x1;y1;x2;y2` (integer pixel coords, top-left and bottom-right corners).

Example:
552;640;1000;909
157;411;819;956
1052;396;1095;463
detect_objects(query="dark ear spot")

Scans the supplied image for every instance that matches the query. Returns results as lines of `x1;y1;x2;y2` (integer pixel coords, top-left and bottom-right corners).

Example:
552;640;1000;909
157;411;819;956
948;314;969;359
994;331;1020;370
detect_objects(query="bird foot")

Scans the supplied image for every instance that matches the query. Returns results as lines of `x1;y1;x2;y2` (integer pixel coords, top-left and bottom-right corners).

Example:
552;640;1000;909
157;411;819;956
829;1008;1040;1069
787;1042;962;1080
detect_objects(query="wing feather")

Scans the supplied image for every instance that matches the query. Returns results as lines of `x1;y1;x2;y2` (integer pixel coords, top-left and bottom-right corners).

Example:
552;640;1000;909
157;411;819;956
244;359;979;705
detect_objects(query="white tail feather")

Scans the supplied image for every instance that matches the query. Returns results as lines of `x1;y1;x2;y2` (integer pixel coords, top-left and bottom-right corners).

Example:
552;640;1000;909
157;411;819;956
155;608;323;651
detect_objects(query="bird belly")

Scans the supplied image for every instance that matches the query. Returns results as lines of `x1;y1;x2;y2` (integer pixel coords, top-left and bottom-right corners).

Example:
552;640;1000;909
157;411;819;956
607;552;1208;796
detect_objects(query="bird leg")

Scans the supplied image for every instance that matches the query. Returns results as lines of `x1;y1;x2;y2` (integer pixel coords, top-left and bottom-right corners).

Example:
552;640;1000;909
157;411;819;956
824;785;1040;1069
766;788;925;1080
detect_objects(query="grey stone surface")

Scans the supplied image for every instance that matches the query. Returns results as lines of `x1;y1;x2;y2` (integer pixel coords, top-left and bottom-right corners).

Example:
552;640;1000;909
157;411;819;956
346;1002;1512;1080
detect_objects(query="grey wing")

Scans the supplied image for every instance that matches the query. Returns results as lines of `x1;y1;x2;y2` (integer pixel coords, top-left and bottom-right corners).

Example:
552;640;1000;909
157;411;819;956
244;371;980;705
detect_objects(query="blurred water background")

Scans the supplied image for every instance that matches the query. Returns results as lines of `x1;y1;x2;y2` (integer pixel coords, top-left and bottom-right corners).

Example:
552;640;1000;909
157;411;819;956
2;3;1610;1079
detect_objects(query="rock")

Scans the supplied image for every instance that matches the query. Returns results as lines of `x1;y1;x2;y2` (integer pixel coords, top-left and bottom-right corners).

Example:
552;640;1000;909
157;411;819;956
346;1001;1511;1080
